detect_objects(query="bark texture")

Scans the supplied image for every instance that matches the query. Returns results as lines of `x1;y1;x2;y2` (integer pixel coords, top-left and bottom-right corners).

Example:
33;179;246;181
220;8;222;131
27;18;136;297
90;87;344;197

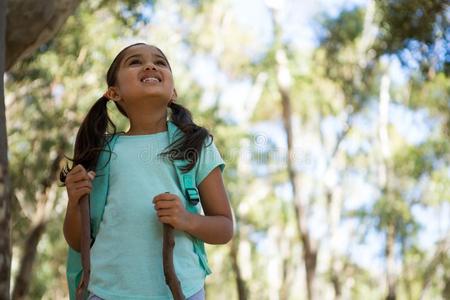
0;0;12;298
230;238;248;300
6;0;82;71
12;149;64;299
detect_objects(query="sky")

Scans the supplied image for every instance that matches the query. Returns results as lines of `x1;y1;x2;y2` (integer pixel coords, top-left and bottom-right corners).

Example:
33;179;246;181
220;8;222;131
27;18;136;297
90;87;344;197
196;0;377;116
230;0;369;51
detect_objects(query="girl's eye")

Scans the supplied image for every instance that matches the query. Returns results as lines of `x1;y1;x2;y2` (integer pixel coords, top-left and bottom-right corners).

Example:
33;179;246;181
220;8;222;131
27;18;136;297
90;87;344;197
129;59;141;65
156;60;167;66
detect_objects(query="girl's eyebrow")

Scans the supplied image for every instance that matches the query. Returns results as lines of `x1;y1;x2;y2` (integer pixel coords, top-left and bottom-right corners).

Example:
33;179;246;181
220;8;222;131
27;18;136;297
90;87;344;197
123;53;167;65
154;54;166;61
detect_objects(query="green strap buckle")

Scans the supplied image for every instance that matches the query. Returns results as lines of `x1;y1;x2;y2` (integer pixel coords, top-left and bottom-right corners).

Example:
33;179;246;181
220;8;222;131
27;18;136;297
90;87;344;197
185;187;200;205
183;175;200;205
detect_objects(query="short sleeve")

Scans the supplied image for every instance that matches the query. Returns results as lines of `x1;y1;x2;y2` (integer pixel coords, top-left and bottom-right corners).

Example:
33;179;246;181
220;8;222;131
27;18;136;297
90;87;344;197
195;137;225;185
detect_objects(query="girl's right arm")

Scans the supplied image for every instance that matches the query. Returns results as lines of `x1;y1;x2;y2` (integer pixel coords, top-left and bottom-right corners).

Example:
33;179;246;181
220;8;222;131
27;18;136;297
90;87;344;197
63;165;95;252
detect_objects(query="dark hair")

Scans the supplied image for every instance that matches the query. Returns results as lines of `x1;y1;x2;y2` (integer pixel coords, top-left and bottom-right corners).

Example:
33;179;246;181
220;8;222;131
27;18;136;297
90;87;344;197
59;43;212;184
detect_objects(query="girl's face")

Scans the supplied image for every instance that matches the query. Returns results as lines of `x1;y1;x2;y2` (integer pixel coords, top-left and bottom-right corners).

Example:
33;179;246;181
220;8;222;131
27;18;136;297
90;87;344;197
109;44;176;110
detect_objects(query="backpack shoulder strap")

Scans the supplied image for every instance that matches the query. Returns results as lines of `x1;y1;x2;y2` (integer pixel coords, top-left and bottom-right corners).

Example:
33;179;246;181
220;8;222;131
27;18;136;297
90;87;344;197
91;134;120;239
172;160;200;213
167;121;212;275
167;121;200;210
66;133;121;300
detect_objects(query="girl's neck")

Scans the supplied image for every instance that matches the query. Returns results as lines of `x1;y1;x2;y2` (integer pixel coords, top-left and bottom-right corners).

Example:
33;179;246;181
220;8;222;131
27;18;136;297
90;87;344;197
125;112;168;136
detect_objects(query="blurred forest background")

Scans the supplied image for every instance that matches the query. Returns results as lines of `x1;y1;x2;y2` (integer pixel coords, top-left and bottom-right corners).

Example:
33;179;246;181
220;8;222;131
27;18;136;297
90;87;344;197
1;0;449;299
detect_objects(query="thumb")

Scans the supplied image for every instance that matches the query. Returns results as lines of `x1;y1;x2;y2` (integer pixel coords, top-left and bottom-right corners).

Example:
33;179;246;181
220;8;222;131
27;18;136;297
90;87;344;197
88;171;96;180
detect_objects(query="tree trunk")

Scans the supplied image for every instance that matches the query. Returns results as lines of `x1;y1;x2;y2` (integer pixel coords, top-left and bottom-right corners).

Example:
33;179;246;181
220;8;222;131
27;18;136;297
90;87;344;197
12;150;64;299
5;0;82;71
419;236;450;300
267;4;318;297
278;251;294;300
2;0;82;295
0;0;12;298
442;268;450;300
12;222;47;300
326;191;343;300
318;114;349;300
385;225;396;300
277;46;317;300
378;72;397;300
229;237;248;300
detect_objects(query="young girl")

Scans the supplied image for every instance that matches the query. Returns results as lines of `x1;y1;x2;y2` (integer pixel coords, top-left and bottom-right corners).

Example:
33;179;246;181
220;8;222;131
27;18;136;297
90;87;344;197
61;43;234;300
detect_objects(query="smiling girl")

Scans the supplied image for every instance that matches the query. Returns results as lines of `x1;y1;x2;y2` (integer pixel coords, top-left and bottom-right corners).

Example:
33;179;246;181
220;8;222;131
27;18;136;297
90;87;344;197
61;43;233;300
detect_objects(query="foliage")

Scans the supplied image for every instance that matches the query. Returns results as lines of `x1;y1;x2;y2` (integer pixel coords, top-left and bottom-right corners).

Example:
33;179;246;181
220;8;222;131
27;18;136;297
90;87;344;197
5;0;450;298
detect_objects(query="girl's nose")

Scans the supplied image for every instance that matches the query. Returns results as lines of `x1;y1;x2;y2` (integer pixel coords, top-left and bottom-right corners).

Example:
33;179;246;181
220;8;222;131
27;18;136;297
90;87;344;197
145;64;157;71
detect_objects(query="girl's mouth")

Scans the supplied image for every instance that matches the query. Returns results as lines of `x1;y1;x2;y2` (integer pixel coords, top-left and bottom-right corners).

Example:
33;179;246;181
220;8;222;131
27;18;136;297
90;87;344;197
141;77;160;83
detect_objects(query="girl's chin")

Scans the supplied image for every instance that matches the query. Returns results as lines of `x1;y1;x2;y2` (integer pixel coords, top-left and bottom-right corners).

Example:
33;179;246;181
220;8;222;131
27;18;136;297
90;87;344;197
129;91;168;98
129;95;171;103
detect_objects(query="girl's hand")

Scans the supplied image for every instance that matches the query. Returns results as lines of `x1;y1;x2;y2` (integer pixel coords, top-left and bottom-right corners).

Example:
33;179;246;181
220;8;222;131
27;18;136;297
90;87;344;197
65;164;96;208
153;193;191;231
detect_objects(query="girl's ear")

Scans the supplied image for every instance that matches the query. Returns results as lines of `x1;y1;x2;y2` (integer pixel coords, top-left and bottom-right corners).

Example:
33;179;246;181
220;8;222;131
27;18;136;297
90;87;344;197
171;89;178;102
105;87;121;101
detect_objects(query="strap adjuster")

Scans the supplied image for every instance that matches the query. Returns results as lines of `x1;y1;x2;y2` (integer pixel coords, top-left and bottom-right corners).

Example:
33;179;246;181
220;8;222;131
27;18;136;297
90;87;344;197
185;187;200;206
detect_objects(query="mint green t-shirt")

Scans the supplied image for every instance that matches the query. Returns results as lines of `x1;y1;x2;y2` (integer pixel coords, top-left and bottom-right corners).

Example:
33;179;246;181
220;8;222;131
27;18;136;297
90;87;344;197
88;131;225;300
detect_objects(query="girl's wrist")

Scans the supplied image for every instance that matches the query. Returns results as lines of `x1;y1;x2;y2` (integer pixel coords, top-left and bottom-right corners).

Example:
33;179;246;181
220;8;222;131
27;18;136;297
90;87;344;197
67;200;80;211
184;211;198;234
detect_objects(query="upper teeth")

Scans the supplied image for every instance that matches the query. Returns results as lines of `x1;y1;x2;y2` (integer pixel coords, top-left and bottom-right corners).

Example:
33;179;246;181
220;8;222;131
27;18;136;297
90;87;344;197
142;77;159;83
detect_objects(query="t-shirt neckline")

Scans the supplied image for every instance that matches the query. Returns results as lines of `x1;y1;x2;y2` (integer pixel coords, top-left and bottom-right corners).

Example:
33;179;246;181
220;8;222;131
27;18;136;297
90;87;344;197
118;130;168;138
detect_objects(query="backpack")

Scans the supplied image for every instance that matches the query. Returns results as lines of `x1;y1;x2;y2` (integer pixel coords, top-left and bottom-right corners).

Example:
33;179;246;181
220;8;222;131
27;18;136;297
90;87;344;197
66;120;211;300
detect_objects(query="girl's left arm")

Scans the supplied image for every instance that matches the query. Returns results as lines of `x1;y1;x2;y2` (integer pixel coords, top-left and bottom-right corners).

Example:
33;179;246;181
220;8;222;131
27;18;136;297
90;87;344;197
185;166;234;245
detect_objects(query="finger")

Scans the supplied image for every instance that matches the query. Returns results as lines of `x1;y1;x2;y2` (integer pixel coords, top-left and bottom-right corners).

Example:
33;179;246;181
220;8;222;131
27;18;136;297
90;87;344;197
153;192;172;202
74;188;92;198
71;164;86;175
69;165;88;181
76;164;86;172
158;216;172;225
67;170;83;183
74;180;92;190
87;171;96;180
153;198;176;207
156;208;173;217
153;193;176;203
75;188;92;199
67;166;82;180
68;172;91;185
154;200;177;209
155;201;173;210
